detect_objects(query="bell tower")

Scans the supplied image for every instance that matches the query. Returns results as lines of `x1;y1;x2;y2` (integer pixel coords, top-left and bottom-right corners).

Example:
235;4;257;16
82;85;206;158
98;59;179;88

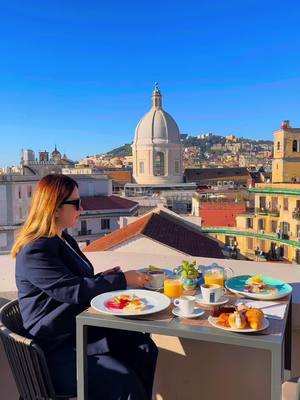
272;120;300;183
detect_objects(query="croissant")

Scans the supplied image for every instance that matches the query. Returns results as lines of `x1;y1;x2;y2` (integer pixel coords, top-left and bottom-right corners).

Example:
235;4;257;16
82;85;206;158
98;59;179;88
228;311;247;329
245;308;264;330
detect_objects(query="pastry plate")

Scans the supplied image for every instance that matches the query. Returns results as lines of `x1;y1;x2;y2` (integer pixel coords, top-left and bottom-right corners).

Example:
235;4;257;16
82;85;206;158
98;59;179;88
172;307;205;319
91;289;171;317
225;275;292;300
195;295;229;306
208;315;269;333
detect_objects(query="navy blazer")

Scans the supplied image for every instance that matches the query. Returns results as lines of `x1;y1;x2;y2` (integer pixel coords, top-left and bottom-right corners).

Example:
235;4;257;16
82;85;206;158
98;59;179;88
15;232;126;352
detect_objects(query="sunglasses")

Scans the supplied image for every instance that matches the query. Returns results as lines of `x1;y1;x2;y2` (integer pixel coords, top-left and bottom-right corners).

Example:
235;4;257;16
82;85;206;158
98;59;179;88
60;198;82;211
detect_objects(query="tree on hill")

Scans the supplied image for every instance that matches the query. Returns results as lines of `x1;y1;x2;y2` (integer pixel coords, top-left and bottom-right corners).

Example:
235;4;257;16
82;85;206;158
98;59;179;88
107;143;132;157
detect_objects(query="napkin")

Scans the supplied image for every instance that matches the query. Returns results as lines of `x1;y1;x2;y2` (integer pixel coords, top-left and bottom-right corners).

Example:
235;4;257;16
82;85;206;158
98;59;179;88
235;299;287;320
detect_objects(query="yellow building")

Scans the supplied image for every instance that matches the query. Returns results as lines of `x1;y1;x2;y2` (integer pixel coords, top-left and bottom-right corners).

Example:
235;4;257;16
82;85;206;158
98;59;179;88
202;120;300;264
272;120;300;183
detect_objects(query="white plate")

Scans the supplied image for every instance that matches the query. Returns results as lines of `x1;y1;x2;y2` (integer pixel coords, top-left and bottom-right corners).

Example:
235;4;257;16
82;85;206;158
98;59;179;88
91;289;171;317
195;295;229;306
172;307;205;319
144;284;164;291
208;316;269;333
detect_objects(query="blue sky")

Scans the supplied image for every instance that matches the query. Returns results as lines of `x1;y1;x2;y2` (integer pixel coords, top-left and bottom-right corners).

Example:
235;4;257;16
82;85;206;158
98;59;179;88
1;1;300;165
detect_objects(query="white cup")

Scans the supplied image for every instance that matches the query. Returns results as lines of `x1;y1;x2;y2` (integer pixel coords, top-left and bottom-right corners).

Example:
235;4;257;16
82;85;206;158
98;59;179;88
201;284;225;303
147;271;165;289
174;296;195;315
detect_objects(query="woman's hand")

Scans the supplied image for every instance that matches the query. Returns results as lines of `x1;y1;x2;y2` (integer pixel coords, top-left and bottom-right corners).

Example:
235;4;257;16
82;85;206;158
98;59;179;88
124;270;151;288
101;266;121;276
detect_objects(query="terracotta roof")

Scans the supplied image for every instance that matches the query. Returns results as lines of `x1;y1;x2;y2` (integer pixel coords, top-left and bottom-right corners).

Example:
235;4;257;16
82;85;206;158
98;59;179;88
83;213;153;252
106;171;132;184
81;195;138;211
83;210;224;258
199;202;246;227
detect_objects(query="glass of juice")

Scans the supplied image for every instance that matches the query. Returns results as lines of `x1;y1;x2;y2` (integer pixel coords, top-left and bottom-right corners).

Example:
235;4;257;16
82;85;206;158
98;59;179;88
204;272;224;287
202;264;233;288
164;277;184;300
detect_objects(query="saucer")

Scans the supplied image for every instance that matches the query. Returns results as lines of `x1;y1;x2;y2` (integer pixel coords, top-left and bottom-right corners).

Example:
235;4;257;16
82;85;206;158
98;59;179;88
144;284;163;291
195;295;229;306
172;307;205;319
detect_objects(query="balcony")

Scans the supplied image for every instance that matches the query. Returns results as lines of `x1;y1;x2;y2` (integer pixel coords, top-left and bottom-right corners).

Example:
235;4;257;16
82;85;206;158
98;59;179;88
1;252;300;399
255;207;268;215
255;208;280;217
293;209;300;220
268;208;280;217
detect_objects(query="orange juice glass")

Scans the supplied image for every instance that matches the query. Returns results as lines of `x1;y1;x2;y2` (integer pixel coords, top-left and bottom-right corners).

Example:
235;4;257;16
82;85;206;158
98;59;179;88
164;278;183;299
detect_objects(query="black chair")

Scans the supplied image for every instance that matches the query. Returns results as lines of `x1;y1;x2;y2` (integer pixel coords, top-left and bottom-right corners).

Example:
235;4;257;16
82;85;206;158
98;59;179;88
0;299;76;400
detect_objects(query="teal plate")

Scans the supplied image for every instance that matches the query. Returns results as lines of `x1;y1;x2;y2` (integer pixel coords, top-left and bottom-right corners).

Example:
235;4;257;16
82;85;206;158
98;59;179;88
225;275;292;300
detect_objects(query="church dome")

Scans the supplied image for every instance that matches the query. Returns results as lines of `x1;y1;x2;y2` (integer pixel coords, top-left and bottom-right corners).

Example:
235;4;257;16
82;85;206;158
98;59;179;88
51;145;61;158
133;84;181;145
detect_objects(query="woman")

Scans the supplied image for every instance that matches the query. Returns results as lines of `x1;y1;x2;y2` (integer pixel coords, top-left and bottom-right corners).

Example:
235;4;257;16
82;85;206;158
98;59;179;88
12;174;158;400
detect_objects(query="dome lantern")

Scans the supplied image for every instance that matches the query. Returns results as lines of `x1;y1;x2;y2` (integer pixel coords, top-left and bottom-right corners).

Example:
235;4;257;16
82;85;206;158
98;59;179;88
152;82;162;109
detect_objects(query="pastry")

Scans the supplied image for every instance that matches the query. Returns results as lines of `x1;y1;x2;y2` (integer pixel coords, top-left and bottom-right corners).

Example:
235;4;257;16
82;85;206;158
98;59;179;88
228;311;247;329
245;308;264;330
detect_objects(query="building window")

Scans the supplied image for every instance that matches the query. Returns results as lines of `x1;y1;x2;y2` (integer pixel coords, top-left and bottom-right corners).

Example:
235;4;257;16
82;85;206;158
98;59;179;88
246;218;253;229
293;140;298;152
154;152;165;176
281;221;290;236
258;219;265;231
277;141;280;151
283;198;289;211
81;220;87;235
18;187;22;199
259;239;266;252
101;219;110;230
19;208;23;219
296;225;300;238
225;236;236;246
271;197;278;211
247;237;253;250
0;233;7;248
259;196;266;210
27;186;32;198
139;161;144;174
271;220;277;233
175;160;180;174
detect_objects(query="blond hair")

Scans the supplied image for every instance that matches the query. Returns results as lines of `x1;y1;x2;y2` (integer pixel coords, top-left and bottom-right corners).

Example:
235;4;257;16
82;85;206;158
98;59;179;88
11;174;78;258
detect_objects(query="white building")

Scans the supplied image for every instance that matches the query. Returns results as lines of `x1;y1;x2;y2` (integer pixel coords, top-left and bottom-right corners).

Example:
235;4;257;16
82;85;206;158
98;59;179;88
0;175;39;252
126;84;197;211
0;173;137;252
132;84;183;184
22;149;35;164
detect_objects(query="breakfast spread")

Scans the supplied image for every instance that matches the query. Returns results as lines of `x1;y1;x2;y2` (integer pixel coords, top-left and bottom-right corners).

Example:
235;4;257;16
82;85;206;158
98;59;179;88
245;275;278;295
215;303;264;330
105;294;147;312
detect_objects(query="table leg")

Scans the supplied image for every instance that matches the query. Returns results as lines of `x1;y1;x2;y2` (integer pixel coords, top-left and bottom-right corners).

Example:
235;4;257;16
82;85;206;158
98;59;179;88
284;299;292;372
271;346;283;400
76;319;87;400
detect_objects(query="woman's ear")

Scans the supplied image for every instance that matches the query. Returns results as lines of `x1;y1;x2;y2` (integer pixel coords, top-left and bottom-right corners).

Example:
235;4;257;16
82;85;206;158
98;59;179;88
55;207;61;218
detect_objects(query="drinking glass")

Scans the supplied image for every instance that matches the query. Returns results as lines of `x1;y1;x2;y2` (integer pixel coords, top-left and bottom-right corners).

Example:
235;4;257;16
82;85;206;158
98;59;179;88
164;276;184;299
